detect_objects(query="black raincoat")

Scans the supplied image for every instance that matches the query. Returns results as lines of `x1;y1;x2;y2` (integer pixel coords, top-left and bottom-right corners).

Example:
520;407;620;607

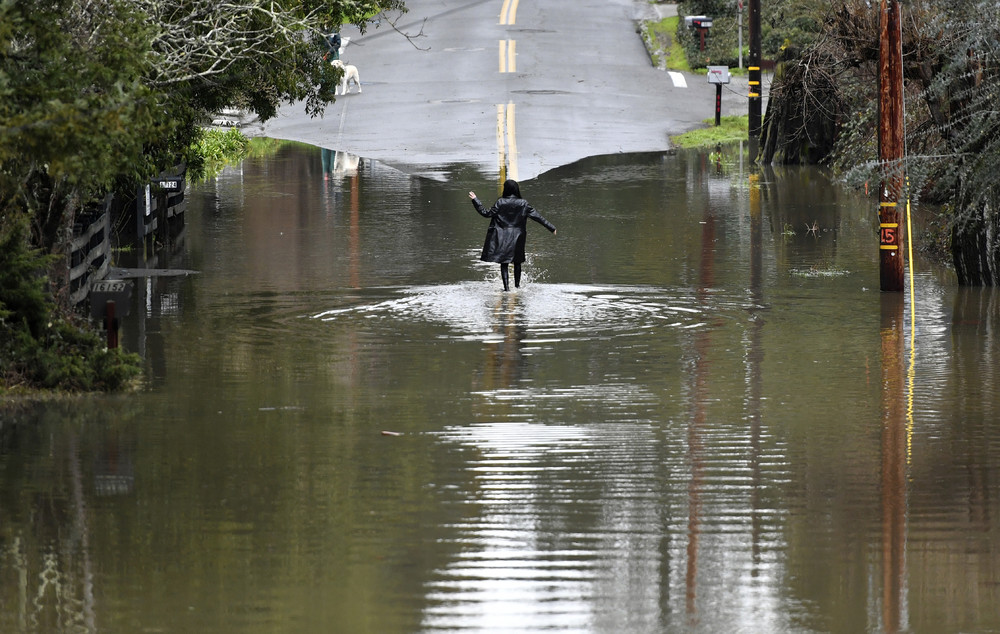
471;195;556;264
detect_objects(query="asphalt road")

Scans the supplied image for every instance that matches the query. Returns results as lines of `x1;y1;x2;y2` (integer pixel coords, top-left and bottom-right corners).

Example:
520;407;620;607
252;0;753;181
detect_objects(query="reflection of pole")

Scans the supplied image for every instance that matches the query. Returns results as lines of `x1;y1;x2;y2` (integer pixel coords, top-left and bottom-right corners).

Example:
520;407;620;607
69;434;97;631
880;294;906;633
747;0;762;158
686;211;716;622
748;170;764;572
878;0;905;292
348;172;361;289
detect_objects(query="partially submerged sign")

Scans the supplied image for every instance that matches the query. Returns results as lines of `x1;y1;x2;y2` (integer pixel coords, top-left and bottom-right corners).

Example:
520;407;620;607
92;280;128;294
90;279;133;320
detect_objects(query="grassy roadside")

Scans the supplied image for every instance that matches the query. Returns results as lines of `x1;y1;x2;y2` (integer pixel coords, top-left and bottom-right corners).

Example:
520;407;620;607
671;115;748;149
639;13;749;150
641;15;691;72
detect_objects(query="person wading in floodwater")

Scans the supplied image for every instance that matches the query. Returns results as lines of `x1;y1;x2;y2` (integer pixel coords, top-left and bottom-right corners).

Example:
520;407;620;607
469;179;557;291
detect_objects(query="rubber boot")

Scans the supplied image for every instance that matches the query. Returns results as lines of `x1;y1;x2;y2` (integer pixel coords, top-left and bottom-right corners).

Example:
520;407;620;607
500;263;510;291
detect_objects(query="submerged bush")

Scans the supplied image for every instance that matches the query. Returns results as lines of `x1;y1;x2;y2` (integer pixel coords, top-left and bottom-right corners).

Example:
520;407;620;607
0;215;142;393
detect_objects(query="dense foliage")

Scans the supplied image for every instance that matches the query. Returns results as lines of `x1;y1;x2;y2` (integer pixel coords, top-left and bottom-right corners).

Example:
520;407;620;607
677;0;827;69
0;214;142;391
0;0;405;392
751;0;999;285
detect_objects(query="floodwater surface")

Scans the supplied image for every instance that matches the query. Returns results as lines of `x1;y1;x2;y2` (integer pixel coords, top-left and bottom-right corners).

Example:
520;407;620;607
2;145;999;633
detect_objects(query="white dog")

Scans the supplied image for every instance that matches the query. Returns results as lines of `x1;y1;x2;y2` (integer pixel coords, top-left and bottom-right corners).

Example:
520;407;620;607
331;59;361;95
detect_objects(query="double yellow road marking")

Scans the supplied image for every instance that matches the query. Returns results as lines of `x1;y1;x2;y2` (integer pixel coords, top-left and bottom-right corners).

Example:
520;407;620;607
499;39;516;73
499;0;519;25
496;103;518;181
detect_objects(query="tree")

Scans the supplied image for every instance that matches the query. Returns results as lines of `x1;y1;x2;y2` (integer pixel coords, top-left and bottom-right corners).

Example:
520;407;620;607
0;0;407;391
759;0;1000;285
919;3;1000;285
0;0;157;255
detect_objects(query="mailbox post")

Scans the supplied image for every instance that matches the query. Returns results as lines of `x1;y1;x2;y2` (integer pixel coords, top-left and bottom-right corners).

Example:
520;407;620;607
90;280;132;349
707;66;730;126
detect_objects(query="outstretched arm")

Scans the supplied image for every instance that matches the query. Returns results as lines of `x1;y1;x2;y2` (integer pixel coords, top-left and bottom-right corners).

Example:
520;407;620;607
469;191;492;218
527;205;557;234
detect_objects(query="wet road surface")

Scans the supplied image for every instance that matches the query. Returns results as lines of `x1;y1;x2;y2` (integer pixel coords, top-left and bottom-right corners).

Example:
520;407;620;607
254;0;753;180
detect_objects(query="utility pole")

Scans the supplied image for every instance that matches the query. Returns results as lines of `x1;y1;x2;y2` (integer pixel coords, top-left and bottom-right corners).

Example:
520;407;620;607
747;0;761;159
738;1;744;70
878;0;905;292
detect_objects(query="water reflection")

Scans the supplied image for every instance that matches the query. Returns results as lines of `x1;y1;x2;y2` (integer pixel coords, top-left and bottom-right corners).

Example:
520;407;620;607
4;145;1000;633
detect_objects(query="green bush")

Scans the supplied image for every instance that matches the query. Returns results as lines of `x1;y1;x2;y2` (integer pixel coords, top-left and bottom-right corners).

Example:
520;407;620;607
0;214;142;393
190;127;251;182
0;214;55;339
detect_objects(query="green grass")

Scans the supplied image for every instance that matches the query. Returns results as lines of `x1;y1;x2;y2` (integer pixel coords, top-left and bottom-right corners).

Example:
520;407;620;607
643;16;691;72
671;115;749;149
662;17;690;72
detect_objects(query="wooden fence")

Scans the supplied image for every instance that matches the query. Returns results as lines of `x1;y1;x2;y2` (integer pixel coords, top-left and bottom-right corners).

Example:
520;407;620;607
68;194;112;306
68;163;187;307
138;164;187;246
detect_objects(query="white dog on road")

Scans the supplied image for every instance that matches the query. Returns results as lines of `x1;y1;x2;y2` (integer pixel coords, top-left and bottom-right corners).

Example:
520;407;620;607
331;60;361;95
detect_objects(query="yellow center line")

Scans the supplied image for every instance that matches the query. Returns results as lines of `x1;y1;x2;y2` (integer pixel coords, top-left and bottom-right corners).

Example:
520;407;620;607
500;0;519;25
495;103;519;182
506;102;518;181
499;39;516;73
496;104;506;179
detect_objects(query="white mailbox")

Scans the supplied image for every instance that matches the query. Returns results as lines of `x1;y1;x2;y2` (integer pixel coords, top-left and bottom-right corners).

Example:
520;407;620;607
707;66;731;85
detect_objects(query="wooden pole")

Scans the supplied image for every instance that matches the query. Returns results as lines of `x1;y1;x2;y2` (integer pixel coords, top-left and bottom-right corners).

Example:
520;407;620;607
878;0;905;292
747;0;762;158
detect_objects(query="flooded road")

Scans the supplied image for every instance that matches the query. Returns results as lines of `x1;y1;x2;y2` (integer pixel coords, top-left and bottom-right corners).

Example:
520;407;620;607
2;145;999;633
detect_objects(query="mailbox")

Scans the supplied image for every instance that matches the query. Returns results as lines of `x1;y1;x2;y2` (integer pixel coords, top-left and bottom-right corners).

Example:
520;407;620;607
685;15;713;29
707;66;731;84
89;279;133;320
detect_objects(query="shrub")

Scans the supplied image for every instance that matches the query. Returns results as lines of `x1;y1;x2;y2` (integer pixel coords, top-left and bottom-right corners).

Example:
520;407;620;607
0;215;142;393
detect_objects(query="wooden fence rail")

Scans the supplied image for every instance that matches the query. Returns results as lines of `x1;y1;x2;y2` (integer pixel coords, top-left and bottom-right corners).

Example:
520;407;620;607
68;194;112;306
68;163;187;307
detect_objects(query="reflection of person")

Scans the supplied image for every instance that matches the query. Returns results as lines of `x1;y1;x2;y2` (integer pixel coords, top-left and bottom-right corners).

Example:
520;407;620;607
469;179;556;291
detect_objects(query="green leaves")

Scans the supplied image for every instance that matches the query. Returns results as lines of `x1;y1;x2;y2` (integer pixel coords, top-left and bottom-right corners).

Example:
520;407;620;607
0;0;409;389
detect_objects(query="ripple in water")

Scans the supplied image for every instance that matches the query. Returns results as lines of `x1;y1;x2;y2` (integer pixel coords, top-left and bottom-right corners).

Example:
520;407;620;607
311;282;741;342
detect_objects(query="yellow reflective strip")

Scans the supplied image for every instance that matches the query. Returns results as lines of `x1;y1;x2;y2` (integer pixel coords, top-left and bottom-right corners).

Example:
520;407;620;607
749;66;760;71
749;81;760;86
749;92;760;98
880;201;897;207
880;245;899;250
880;223;899;228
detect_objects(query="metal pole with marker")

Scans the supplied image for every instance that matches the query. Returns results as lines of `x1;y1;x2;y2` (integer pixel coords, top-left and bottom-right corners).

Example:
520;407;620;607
707;66;730;126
